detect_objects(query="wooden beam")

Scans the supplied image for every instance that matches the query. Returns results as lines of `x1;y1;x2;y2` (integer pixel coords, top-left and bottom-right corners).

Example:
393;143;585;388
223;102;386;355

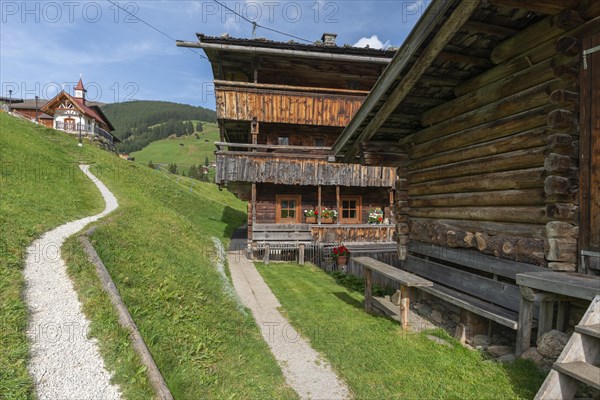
336;186;341;225
437;51;491;68
317;185;322;225
489;0;580;16
332;0;455;157
251;183;257;226
461;20;518;37
342;0;481;162
177;40;392;64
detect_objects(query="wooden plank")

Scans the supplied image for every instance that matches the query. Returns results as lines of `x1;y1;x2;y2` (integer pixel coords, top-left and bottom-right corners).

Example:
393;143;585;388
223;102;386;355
253;223;310;232
575;323;600;339
418;283;519;329
516;296;535;355
372;296;401;322
553;362;600;389
516;271;600;300
353;256;432;287
405;255;522;312
409;242;547;279
488;0;580;16
253;232;313;241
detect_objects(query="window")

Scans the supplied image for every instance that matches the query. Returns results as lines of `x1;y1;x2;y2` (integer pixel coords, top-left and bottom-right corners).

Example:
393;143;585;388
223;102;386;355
278;136;289;146
276;195;301;223
314;137;325;147
340;196;361;223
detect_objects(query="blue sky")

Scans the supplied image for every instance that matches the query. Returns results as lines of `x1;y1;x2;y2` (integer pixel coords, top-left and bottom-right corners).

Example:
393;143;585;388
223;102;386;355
1;1;426;109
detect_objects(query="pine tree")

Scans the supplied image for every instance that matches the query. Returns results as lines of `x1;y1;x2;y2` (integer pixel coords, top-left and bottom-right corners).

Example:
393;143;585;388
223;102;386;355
204;156;210;167
148;160;155;169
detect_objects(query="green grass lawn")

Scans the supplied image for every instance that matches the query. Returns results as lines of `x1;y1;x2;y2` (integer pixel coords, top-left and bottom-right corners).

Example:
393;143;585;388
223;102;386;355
130;122;220;168
1;115;106;398
256;262;546;399
1;113;296;399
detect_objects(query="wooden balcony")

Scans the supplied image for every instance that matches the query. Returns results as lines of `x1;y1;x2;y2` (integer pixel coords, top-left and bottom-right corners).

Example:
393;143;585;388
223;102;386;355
214;142;397;188
252;223;396;244
214;80;367;126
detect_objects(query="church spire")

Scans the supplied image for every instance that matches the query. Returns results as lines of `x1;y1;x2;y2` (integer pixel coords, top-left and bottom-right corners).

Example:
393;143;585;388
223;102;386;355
74;77;86;103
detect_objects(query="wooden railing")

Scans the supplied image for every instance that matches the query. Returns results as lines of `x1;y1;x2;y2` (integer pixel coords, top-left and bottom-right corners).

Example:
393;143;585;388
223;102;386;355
251;223;396;244
215;150;397;187
214;80;367;126
215;141;333;157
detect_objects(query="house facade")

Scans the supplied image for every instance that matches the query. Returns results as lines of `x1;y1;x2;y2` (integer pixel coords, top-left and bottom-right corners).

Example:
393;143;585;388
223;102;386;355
178;34;398;251
42;79;117;144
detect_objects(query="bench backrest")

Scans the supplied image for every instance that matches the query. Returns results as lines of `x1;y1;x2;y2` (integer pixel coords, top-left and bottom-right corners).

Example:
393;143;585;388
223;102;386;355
406;242;547;313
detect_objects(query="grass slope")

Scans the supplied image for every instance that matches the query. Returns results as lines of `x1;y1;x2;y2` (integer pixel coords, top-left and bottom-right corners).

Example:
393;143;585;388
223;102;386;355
1;113;295;399
256;262;546;399
1;115;105;398
130;122;219;168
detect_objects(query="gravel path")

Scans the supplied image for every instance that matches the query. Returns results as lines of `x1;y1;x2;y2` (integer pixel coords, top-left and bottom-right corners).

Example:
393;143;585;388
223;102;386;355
23;164;122;400
227;251;351;400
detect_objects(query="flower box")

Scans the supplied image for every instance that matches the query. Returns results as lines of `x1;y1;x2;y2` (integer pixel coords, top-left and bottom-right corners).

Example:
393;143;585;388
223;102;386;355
321;217;334;224
306;217;316;224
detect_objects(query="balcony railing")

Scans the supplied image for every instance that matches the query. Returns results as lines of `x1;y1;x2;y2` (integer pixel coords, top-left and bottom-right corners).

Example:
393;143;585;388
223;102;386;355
55;122;115;143
215;142;397;187
214;80;368;127
55;121;93;133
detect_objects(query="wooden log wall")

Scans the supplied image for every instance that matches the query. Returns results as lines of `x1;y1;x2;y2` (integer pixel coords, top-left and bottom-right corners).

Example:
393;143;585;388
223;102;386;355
215;85;365;127
400;10;597;268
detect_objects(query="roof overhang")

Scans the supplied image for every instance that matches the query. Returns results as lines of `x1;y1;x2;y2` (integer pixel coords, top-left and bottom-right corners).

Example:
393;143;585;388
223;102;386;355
177;37;393;65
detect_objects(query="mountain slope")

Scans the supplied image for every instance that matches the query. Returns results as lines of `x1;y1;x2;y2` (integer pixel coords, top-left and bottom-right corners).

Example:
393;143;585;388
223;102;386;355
130;122;220;167
100;101;217;153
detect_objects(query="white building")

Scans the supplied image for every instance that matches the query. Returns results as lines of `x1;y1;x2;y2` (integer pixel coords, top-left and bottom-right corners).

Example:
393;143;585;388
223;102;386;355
42;79;118;144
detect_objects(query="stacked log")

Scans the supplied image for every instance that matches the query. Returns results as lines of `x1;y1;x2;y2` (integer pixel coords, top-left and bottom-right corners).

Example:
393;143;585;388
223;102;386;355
394;167;410;260
543;36;583;272
403;7;593;267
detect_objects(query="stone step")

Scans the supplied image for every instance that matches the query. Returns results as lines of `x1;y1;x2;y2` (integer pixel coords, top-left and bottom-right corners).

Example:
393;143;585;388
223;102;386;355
553;361;600;390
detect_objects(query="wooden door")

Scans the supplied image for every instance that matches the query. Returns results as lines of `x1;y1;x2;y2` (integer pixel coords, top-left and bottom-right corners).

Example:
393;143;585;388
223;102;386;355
580;33;600;274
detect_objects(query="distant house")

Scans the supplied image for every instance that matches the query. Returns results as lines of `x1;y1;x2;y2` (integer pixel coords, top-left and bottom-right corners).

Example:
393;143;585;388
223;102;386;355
9;98;54;128
41;79;119;144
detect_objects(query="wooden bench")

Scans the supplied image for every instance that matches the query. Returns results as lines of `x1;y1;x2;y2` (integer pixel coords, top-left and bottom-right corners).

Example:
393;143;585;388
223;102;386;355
515;271;600;355
402;242;549;331
353;256;432;329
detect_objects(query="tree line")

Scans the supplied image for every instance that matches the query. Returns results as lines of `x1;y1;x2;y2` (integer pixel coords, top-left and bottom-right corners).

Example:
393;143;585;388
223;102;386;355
100;100;216;153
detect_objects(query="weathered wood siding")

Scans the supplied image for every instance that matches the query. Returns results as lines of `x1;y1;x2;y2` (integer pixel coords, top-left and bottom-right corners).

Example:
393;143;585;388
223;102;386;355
215;83;365;126
397;26;586;269
216;152;397;187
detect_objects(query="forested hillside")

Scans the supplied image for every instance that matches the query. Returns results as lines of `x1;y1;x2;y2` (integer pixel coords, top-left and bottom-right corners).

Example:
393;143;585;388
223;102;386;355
101;101;216;153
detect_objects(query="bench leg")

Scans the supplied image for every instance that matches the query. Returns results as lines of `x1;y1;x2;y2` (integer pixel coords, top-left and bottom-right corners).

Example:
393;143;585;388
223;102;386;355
400;285;410;330
516;296;534;356
556;301;568;331
364;268;372;312
537;300;554;340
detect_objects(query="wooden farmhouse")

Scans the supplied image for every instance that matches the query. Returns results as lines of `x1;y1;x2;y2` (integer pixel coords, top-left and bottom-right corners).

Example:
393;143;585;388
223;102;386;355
332;0;600;386
178;34;399;252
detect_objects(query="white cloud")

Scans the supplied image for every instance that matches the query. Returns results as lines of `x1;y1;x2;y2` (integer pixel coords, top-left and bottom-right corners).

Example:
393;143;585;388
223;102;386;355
353;35;390;50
